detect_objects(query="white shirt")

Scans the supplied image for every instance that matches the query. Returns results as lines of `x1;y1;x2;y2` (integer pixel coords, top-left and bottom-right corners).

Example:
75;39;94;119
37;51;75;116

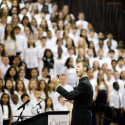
64;54;77;67
54;103;68;111
38;76;49;83
0;25;5;42
105;79;115;93
64;67;77;87
16;34;27;53
14;91;24;105
109;90;123;109
11;103;21;123
46;37;57;49
116;65;125;74
20;78;29;90
52;46;68;58
60;84;74;92
0;105;3;125
22;104;33;118
0;64;10;79
54;57;65;76
3;105;9;120
104;38;118;50
36;2;44;12
76;20;89;30
68;32;80;46
114;79;125;93
93;70;99;81
122;91;125;108
30;98;45;115
48;91;60;105
89;79;97;98
22;47;40;68
2;36;17;54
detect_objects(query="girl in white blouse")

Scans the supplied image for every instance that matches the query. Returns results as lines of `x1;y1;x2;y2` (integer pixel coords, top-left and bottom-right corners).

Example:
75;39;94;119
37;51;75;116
38;79;48;99
14;79;27;104
17;68;29;90
21;35;40;79
27;79;37;100
4;79;14;97
2;24;17;64
64;57;77;87
45;97;54;111
54;47;65;76
0;93;12;125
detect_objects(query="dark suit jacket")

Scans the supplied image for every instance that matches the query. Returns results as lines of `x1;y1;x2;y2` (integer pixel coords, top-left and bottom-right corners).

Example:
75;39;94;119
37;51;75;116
57;76;93;125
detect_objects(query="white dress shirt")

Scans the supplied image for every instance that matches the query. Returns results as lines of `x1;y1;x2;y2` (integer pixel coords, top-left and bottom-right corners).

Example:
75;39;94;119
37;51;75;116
54;57;66;76
21;47;40;69
54;103;68;111
76;20;89;30
3;105;9;120
48;91;60;105
11;103;22;123
0;64;10;79
30;98;45;115
89;79;97;98
122;91;125;108
105;79;115;93
104;38;118;50
16;34;27;53
60;84;74;92
64;67;77;87
116;65;125;74
109;89;123;109
0;105;3;125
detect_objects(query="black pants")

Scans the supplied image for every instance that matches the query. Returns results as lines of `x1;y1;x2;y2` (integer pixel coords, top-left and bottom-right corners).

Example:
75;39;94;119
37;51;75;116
3;120;9;125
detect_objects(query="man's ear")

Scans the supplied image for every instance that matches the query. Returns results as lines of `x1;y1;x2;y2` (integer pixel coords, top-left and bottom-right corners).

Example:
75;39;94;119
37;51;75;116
83;67;87;71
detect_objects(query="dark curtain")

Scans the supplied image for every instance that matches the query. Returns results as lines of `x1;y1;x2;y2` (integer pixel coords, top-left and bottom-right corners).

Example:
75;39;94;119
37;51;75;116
52;0;125;44
103;2;122;40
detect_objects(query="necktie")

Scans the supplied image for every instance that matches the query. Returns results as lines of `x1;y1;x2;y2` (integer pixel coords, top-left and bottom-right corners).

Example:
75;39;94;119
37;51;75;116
117;92;121;108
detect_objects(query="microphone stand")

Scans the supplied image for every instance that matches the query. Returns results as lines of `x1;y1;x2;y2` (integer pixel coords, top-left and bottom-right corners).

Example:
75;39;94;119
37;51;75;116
36;98;43;114
14;104;26;125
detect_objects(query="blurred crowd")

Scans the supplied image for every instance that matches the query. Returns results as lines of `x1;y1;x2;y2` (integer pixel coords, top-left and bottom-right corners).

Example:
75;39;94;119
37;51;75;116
0;0;125;125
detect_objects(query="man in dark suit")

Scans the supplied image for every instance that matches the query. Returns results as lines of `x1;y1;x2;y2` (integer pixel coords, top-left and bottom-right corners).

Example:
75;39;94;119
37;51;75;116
51;62;93;125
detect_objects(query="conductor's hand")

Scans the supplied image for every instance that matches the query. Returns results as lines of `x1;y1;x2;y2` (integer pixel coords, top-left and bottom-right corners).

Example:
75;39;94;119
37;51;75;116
51;75;60;88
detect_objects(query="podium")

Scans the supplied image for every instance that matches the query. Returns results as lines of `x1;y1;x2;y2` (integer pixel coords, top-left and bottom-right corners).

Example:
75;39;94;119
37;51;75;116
17;111;69;125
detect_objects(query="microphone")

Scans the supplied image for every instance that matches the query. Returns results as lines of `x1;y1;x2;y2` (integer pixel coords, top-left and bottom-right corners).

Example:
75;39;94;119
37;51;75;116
33;97;44;108
17;99;30;111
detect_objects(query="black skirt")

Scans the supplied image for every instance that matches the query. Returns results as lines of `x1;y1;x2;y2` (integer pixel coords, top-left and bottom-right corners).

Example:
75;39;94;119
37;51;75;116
95;90;107;112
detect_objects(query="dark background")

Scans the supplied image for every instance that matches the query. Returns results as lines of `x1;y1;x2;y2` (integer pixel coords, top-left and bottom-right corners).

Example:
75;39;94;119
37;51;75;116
53;0;125;46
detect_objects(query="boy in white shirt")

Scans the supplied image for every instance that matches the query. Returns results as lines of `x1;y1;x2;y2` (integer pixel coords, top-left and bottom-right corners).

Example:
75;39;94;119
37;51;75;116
76;12;89;31
21;94;33;119
11;94;21;124
30;89;45;115
54;95;68;111
59;74;74;92
109;82;122;123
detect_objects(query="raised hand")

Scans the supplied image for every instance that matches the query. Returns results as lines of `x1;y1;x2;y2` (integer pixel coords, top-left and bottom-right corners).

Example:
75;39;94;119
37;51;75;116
51;75;60;87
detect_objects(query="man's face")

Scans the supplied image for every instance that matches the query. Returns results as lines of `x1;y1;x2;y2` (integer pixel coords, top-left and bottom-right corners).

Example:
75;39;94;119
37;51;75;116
76;63;84;78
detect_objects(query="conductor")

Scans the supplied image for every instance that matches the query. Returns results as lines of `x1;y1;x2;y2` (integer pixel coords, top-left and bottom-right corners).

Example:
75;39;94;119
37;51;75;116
51;62;93;125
